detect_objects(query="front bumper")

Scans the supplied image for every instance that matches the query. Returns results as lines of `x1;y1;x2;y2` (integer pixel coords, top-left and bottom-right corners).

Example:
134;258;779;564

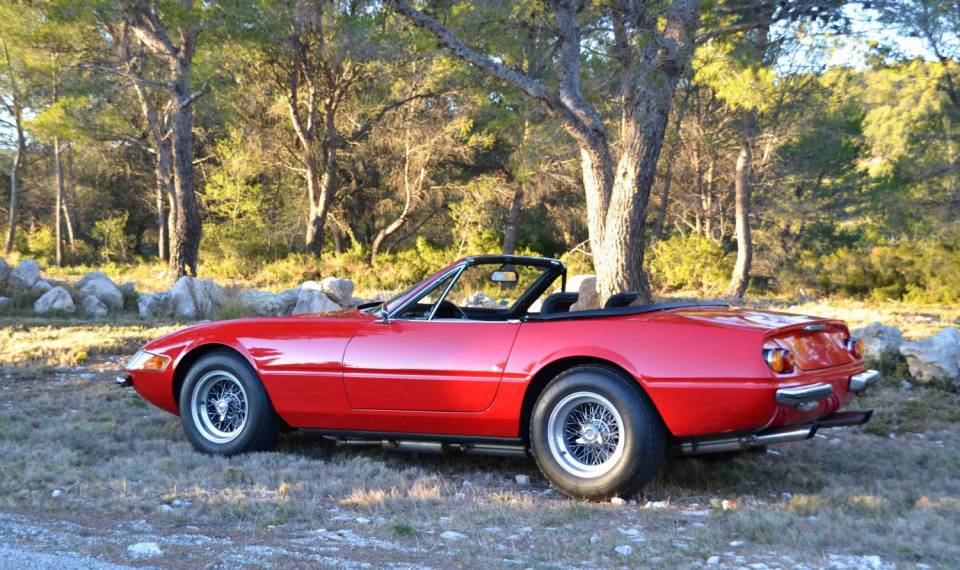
116;373;133;388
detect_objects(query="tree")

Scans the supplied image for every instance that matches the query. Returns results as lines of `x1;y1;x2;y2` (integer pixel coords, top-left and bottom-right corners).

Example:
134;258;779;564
391;0;704;303
120;0;207;278
0;32;26;254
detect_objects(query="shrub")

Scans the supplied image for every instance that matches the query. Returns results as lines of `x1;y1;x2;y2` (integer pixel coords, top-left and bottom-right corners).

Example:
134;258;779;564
648;233;733;294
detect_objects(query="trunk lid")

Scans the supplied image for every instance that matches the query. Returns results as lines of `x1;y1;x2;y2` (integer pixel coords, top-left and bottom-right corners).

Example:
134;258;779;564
643;306;854;371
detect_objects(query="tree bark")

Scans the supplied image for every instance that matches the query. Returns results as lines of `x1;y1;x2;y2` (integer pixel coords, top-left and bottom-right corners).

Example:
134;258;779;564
502;182;524;255
726;109;757;300
168;74;202;277
53;137;64;267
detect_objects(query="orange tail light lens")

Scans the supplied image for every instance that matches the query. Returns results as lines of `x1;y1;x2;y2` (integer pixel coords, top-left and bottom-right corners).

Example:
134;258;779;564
845;337;865;359
763;348;794;374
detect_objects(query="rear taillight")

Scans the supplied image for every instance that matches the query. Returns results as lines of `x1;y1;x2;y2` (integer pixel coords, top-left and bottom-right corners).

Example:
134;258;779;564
763;348;794;374
844;337;864;359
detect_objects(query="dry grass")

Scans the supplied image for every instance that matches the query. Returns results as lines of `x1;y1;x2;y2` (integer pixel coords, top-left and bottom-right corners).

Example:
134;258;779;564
0;305;958;567
0;318;181;370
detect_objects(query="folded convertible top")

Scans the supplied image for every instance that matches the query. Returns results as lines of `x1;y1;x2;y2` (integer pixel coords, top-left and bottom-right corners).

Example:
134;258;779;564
525;300;728;321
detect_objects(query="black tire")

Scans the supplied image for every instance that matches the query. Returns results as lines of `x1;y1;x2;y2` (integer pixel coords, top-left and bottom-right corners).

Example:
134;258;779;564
529;365;666;500
178;350;281;455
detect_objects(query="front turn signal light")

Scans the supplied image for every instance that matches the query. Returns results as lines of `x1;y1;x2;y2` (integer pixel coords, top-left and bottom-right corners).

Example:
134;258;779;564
126;350;171;372
763;348;794;374
845;337;865;359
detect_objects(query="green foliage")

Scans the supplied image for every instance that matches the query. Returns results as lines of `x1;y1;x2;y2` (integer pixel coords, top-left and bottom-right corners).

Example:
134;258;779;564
90;213;132;263
811;237;960;303
649;234;733;294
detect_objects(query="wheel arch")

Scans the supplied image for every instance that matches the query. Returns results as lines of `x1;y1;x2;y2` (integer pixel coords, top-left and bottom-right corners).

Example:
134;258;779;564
518;355;664;443
172;342;258;413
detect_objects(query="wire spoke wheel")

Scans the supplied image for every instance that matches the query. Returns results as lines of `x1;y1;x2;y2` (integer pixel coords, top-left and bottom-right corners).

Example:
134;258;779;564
190;370;249;444
546;391;626;478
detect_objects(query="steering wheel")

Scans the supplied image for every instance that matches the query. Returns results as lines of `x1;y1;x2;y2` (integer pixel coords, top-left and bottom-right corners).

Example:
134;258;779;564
433;300;468;320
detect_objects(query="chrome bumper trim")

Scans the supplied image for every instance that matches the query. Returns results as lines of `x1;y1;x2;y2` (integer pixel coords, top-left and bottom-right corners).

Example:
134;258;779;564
775;382;833;405
115;374;133;388
679;424;817;455
849;369;881;393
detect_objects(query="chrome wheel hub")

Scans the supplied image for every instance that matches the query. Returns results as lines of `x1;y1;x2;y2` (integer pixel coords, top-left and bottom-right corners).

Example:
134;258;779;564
190;370;248;445
546;391;626;478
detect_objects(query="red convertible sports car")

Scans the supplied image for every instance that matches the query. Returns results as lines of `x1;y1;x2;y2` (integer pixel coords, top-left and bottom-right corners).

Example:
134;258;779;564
122;255;879;499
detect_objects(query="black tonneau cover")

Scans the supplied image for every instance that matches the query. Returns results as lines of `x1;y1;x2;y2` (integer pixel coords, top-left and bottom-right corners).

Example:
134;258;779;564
525;300;728;322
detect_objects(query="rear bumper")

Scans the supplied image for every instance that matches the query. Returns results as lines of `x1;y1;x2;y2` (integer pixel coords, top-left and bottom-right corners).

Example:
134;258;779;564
678;409;873;455
775;369;881;411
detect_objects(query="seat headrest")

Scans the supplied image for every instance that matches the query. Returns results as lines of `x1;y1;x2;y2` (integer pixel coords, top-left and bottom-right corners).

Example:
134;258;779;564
604;291;639;309
540;292;579;314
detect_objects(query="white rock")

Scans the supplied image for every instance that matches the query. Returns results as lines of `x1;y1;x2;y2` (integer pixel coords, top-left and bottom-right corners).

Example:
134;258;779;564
614;544;633;557
170;276;224;319
567;275;598;311
706;555;720;565
156;504;173;513
483;526;502;534
7;259;41;293
0;296;10;312
439;530;467;541
34;287;75;315
292;289;340;315
589;534;601;545
515;474;530;486
519;526;533;534
319;277;355;306
729;540;745;547
278;288;301;315
852;322;903;361
462;291;500;309
30;279;53;296
82;295;109;318
899;327;960;386
610;496;627;505
78;273;124;311
138;292;173;319
127;542;163;557
238;289;286;316
51;489;63;498
355;517;370;525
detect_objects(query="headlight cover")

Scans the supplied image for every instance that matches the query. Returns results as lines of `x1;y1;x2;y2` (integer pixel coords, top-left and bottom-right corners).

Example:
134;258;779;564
125;349;171;372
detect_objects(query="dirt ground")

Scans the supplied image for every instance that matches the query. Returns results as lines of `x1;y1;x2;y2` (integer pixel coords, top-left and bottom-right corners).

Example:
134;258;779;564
0;321;958;568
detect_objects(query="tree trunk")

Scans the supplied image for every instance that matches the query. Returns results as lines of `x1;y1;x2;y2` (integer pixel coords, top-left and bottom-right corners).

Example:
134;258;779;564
63;145;77;249
305;108;338;256
502;182;524;255
53;138;64;267
168;75;201;278
155;138;174;261
726;110;757;300
3;118;23;254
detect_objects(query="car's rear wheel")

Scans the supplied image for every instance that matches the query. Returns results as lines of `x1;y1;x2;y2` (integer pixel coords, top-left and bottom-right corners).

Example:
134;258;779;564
529;365;665;500
179;351;280;455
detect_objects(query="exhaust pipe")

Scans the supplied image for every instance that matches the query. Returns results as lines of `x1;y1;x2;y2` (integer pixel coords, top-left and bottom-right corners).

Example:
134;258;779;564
680;424;817;455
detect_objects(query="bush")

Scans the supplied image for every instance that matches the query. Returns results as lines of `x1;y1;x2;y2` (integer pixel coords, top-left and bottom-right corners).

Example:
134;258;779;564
648;233;732;294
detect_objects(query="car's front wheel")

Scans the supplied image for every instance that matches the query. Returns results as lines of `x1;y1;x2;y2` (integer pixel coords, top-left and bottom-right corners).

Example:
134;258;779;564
529;365;665;500
179;351;280;455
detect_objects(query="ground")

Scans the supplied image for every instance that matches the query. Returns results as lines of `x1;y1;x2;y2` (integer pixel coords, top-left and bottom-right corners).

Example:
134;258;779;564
0;309;958;569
